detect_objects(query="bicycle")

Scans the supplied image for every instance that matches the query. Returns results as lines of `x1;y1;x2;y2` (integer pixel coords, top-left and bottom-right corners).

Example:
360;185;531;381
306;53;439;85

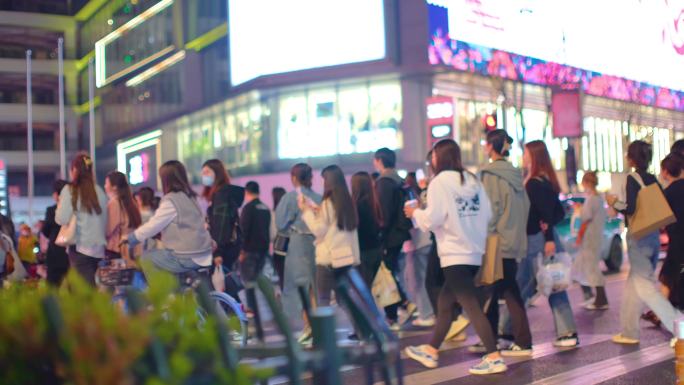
97;243;248;345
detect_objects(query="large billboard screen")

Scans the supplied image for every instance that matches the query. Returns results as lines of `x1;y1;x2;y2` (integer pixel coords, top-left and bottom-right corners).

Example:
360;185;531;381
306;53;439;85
229;0;387;86
427;0;684;111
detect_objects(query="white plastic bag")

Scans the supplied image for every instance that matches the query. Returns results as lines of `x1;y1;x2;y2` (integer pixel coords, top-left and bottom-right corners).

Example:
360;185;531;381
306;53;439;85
372;262;400;308
536;252;572;296
212;265;226;292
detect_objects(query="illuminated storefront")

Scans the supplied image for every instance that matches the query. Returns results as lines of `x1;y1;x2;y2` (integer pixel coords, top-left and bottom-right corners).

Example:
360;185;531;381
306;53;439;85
116;130;162;190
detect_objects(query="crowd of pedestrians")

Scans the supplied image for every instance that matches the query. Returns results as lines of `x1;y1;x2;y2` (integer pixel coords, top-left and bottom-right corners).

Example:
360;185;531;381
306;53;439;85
0;135;683;377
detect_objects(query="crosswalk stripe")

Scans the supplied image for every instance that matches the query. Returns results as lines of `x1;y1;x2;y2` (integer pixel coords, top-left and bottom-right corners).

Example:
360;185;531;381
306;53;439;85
392;334;614;385
529;342;673;385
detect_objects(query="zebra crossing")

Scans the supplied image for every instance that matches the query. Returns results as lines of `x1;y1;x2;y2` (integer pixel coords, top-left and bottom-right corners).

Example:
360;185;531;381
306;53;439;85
262;271;677;384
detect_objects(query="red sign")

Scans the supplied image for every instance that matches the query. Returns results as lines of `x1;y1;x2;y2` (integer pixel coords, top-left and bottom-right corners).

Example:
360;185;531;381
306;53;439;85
426;96;455;149
552;86;583;138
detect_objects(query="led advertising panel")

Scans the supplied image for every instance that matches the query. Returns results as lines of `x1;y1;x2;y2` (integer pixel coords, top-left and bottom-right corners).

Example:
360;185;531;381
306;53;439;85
0;158;7;216
117;130;161;189
427;0;684;111
229;0;386;86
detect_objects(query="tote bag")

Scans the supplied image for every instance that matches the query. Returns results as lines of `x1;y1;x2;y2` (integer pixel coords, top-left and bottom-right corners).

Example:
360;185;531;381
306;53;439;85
55;215;77;247
372;262;401;308
628;172;675;240
476;234;503;286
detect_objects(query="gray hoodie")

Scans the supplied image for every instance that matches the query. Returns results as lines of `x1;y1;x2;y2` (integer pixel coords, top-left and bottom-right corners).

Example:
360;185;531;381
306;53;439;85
480;159;530;260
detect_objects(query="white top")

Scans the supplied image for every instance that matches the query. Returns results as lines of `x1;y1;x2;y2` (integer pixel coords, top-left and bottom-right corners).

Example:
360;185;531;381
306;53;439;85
413;171;492;267
301;199;360;267
134;198;212;266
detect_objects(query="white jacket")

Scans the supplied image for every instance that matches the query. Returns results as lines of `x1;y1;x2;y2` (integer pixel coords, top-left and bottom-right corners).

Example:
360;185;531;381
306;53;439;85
301;199;360;267
413;171;492;267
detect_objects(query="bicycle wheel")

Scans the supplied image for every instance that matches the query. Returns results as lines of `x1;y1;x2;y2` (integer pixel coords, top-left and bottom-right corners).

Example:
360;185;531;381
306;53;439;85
209;290;249;346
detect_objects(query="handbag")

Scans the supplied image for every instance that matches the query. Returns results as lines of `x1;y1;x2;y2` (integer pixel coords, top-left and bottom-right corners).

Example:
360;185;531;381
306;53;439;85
212;264;226;292
627;172;676;240
372;262;401;308
56;194;78;247
273;234;289;256
476;234;503;286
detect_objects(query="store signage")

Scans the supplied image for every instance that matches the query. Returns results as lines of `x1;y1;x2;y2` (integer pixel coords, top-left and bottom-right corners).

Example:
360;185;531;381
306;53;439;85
426;96;454;148
117;130;161;190
552;86;583;138
0;158;7;216
128;153;150;185
427;0;684;112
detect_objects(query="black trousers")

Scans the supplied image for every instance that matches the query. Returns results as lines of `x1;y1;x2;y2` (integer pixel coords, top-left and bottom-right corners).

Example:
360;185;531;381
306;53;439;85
68;247;100;287
485;259;533;348
430;265;497;354
425;242;462;319
383;245;406;321
359;246;383;289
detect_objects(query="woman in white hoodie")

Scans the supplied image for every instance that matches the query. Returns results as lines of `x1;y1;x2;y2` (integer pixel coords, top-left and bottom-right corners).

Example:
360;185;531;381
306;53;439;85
299;165;360;307
403;139;505;375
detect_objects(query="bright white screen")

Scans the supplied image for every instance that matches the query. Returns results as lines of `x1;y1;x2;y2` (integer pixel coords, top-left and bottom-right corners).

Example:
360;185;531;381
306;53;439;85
429;0;684;91
229;0;387;86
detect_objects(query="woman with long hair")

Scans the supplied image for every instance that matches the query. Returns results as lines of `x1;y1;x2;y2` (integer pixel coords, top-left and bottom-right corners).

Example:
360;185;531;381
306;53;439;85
201;159;245;271
55;153;108;286
502;140;579;347
104;171;142;259
607;141;681;344
275;163;322;344
404;139;504;375
659;153;684;309
135;187;157;222
300;165;360;307
351;171;383;288
126;161;213;273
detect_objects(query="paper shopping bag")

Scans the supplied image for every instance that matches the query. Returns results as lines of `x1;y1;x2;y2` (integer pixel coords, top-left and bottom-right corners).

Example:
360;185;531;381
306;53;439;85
476;234;503;286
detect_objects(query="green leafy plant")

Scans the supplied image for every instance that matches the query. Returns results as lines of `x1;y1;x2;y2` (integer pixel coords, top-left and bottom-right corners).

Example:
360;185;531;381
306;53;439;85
0;265;272;385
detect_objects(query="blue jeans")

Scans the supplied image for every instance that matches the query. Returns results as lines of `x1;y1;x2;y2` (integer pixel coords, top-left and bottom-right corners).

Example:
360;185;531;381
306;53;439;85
500;231;577;338
405;245;434;319
141;249;205;273
620;232;680;339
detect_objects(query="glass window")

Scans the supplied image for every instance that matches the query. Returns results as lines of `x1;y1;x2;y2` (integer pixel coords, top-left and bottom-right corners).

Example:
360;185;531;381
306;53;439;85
339;84;370;154
277;92;308;159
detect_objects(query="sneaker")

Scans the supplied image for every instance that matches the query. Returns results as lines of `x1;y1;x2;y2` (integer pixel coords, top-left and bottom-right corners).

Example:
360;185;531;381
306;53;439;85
582;296;596;306
468;355;507;375
412;316;436;327
388;320;401;332
399;302;418;324
611;334;639;345
584;302;609;310
553;334;579;347
467;341;500;353
528;292;542;307
641;311;662;328
501;343;533;357
451;331;468;342
444;315;470;341
405;345;438;369
297;327;313;345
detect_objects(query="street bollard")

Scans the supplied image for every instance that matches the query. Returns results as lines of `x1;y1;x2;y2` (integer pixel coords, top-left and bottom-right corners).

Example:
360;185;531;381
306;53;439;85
311;306;343;385
676;318;684;385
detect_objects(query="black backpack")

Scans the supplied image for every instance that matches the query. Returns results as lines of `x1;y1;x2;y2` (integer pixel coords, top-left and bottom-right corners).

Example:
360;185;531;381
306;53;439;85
384;180;413;248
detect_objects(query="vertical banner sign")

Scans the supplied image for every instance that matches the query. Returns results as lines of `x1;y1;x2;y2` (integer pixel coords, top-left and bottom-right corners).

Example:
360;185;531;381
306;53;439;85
0;159;8;216
552;85;583;138
426;96;455;149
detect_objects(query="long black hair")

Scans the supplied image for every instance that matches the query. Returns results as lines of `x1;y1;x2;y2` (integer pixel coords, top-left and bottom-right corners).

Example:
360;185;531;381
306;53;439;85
159;160;196;198
106;171;142;228
322;165;358;231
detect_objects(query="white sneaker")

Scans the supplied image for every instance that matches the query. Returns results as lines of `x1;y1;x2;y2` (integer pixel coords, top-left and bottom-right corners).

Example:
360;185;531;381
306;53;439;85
469;355;507;375
468;341;500;353
444;315;469;341
553;334;579;347
501;343;533;357
297;327;312;345
405;345;438;369
611;334;639;345
412;316;436;327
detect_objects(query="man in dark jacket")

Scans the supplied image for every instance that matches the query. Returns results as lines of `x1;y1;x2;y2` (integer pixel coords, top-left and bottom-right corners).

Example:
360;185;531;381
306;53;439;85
480;130;533;356
42;180;69;286
239;181;271;283
373;147;413;328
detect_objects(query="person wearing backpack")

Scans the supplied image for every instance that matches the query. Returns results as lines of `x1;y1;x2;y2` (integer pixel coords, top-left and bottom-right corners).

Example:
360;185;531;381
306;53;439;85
501;140;579;348
373;147;416;329
476;130;533;356
607;141;682;345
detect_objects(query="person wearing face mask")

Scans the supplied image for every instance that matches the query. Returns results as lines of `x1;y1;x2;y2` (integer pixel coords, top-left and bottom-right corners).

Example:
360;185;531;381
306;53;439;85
201;159;245;273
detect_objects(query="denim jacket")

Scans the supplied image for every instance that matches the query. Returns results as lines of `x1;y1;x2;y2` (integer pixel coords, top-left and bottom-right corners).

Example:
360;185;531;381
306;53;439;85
275;188;322;235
